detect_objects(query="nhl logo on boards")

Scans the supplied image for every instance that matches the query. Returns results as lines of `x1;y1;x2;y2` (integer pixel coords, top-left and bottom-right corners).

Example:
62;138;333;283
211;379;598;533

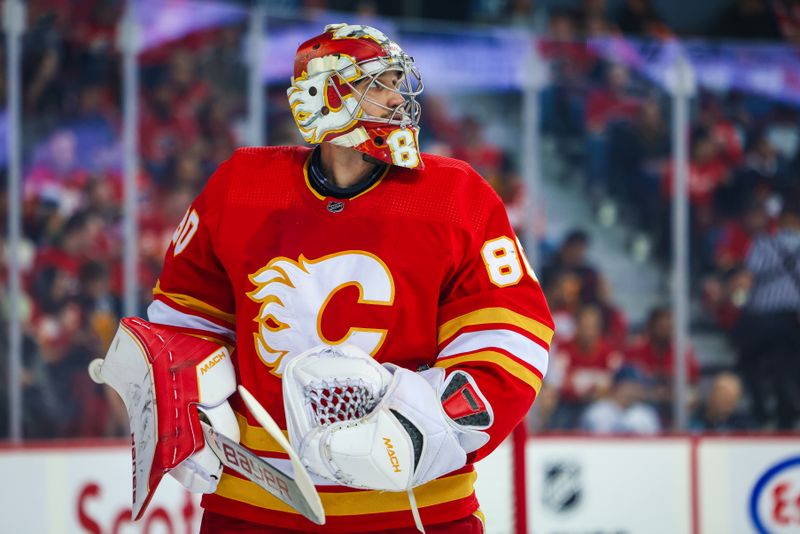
541;461;582;513
327;201;345;213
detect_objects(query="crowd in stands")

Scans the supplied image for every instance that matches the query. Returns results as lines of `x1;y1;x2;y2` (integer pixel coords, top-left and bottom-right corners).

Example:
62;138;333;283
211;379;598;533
0;2;250;438
531;228;756;434
538;3;800;431
311;0;800;43
1;1;798;439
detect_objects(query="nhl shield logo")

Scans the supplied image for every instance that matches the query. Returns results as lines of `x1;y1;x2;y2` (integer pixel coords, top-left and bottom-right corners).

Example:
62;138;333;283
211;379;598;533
542;461;582;513
327;201;345;213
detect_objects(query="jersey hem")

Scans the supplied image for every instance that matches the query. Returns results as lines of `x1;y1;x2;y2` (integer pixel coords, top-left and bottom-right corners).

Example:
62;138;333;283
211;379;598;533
200;493;480;533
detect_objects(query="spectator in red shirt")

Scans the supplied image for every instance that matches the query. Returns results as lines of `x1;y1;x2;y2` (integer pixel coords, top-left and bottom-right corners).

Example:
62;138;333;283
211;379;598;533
596;277;629;348
547;271;583;345
550;304;624;428
662;127;732;273
30;212;94;310
702;266;753;331
586;63;642;200
625;306;700;425
714;201;770;272
662;128;729;210
139;79;201;183
586;64;642;133
541;229;601;302
452;115;505;183
696;96;744;169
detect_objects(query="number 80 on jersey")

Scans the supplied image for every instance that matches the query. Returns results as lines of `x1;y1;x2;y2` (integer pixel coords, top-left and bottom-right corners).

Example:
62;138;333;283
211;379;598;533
481;236;538;287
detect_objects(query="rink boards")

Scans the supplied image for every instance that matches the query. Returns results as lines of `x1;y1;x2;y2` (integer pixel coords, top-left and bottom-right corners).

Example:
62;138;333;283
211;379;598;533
1;436;798;533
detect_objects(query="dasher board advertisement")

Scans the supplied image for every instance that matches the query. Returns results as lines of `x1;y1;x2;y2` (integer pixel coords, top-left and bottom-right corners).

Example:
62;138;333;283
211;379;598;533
526;438;693;534
0;446;200;534
699;438;800;534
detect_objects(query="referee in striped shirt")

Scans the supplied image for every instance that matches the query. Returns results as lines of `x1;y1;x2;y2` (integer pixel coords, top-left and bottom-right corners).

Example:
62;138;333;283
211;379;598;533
738;201;800;429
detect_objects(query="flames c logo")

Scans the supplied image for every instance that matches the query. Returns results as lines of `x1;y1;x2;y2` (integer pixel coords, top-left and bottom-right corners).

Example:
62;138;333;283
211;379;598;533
247;251;394;375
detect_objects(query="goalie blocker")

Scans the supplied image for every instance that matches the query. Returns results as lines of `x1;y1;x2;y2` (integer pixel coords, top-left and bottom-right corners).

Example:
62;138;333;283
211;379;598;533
88;317;240;520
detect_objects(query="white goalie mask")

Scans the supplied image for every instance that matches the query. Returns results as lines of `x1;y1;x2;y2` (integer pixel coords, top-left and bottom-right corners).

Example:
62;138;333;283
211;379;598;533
287;23;424;168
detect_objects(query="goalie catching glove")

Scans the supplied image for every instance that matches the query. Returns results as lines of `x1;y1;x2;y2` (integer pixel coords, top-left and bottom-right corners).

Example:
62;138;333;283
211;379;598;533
283;345;494;492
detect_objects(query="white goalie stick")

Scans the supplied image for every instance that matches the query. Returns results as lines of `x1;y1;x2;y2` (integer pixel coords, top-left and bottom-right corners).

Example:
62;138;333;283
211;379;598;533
205;386;325;526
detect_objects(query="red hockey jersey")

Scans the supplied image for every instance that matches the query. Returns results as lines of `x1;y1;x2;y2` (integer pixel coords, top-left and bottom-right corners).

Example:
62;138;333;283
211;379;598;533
149;146;553;532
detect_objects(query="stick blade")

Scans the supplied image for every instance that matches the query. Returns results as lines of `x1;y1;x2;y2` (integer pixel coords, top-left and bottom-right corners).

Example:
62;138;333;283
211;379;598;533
201;420;325;525
237;385;325;524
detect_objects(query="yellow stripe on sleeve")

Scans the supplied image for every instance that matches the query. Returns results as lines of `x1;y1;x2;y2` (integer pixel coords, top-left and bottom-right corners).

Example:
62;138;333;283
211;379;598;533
473;509;486;529
235;411;289;453
153;280;236;324
438;307;553;346
434;350;543;395
215;470;477;515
